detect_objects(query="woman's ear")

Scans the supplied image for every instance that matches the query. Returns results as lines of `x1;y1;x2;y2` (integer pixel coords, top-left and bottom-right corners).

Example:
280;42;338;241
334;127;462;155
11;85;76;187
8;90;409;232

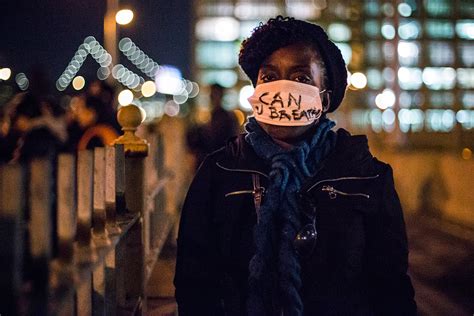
322;91;331;112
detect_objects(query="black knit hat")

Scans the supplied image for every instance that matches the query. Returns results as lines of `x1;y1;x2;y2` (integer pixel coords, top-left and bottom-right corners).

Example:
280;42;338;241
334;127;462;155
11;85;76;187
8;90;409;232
239;16;348;113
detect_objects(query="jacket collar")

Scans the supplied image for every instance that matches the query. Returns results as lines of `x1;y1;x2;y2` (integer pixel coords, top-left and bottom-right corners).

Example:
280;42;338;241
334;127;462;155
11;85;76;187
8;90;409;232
217;128;374;183
217;133;271;176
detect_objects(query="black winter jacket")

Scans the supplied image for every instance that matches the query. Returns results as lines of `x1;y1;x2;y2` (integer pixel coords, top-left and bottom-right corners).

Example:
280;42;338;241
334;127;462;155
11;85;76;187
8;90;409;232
175;129;417;316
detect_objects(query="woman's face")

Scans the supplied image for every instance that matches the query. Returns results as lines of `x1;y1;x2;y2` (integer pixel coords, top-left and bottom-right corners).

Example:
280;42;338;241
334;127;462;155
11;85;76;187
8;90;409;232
255;43;325;144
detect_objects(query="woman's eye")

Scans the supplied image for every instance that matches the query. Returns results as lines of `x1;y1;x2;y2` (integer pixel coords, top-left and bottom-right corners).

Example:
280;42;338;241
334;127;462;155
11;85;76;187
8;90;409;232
294;75;312;83
261;74;276;82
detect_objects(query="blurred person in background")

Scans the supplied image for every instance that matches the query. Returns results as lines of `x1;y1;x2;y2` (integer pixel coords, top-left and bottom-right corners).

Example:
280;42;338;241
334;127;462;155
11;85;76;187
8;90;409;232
66;93;120;151
0;92;66;163
87;79;116;110
175;16;416;315
187;83;239;168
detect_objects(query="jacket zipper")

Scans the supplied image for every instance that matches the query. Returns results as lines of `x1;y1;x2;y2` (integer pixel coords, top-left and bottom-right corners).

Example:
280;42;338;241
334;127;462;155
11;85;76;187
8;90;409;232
306;174;379;193
216;162;269;179
225;190;254;197
321;185;370;199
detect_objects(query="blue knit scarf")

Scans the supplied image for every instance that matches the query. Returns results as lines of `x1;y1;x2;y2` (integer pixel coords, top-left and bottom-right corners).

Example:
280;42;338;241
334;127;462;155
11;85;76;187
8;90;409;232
244;117;336;315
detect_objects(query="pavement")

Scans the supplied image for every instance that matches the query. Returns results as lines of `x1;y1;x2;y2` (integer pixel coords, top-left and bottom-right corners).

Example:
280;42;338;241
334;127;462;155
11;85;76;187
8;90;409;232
146;214;474;316
406;214;474;316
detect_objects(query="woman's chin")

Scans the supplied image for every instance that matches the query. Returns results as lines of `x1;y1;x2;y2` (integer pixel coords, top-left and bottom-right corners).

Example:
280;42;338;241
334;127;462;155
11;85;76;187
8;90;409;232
257;121;315;144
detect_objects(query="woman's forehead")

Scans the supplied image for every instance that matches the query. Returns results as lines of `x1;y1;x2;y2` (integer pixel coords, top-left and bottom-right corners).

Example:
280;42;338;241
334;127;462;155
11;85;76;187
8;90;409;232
260;43;322;68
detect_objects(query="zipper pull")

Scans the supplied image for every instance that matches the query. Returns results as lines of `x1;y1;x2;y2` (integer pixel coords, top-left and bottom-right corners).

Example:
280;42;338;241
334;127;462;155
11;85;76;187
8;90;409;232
321;185;337;199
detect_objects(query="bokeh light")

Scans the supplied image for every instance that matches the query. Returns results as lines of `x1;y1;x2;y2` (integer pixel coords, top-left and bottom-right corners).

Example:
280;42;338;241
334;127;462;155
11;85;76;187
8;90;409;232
15;73;29;91
0;68;12;80
233;109;246;126
398;3;413;17
72;76;85;90
462;148;472;160
239;85;254;111
155;66;184;95
350;72;368;89
116;9;134;25
164;100;180;117
381;23;396;39
375;89;396;110
141;81;156;97
118;89;134;106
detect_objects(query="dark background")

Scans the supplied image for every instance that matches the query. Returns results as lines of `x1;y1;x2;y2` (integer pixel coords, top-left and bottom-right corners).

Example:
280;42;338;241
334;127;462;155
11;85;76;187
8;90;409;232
0;0;193;87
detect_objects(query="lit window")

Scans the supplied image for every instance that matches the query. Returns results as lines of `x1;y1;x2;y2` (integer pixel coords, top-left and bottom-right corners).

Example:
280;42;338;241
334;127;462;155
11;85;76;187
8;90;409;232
364;1;380;17
375;89;396;110
335;43;352;65
462;91;474;109
398;109;415;132
398;3;413;17
199;70;238;88
458;1;474;17
399;109;425;132
382;109;396;132
366;41;382;65
382;3;395;17
370;109;383;133
455;20;474;40
430;92;454;108
425;109;456;132
383;42;395;63
423;0;452;17
422;67;456;90
367;68;384;89
456;110;474;130
459;43;474;67
235;2;280;20
399;109;424;132
398;41;420;66
351;110;371;130
364;20;380;38
196;17;240;41
199;2;234;17
286;1;320;20
328;23;352;42
425;20;455;38
383;67;396;83
381;22;396;39
457;68;474;89
428;42;455;66
398;67;423;90
196;42;238;68
399;91;425;108
398;20;422;39
399;92;412;108
240;21;260;39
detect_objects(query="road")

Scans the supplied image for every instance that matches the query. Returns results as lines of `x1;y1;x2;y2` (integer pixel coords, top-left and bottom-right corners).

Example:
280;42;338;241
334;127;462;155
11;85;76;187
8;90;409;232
406;214;474;316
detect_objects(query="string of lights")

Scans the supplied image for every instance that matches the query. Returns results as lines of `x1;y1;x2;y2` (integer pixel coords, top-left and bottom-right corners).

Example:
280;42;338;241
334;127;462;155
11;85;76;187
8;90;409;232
119;37;159;79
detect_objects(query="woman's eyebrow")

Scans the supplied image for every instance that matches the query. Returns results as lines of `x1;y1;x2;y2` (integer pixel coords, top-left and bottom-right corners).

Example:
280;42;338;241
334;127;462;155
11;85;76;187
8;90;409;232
289;65;312;71
260;63;278;71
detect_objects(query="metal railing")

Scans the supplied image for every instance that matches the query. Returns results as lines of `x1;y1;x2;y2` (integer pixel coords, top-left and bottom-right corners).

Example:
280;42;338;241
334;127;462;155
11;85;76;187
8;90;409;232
0;104;180;315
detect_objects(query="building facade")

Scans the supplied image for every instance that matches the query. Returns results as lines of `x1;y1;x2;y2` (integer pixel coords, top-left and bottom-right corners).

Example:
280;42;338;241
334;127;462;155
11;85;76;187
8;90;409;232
193;0;474;150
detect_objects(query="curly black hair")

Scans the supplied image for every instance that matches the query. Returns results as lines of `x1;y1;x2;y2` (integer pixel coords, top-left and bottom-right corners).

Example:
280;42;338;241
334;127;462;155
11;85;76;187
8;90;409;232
239;16;347;112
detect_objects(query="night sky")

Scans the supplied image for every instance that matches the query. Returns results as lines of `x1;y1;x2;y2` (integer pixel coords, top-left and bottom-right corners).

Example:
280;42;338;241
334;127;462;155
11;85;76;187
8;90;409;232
0;0;192;91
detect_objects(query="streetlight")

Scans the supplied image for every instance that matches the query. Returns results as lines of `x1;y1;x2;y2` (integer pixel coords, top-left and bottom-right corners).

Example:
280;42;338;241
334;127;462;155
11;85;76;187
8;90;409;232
116;9;134;25
104;0;135;83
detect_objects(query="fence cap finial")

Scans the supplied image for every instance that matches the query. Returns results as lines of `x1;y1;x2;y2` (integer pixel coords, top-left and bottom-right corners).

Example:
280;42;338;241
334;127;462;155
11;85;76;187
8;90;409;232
114;104;148;157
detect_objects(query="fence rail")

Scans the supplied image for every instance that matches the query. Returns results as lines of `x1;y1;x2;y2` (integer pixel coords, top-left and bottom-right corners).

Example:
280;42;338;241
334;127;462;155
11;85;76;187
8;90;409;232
0;104;180;315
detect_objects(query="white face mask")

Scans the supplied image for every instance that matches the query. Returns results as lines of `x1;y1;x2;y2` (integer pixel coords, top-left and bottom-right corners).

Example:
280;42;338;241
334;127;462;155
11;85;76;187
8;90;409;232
248;80;324;126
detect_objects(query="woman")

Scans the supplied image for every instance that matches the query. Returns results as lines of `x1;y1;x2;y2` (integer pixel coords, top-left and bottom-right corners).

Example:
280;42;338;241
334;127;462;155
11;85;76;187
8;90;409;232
175;16;416;315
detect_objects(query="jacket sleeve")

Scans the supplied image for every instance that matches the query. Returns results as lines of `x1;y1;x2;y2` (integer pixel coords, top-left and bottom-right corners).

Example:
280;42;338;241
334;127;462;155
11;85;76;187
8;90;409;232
174;156;224;315
366;164;417;315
